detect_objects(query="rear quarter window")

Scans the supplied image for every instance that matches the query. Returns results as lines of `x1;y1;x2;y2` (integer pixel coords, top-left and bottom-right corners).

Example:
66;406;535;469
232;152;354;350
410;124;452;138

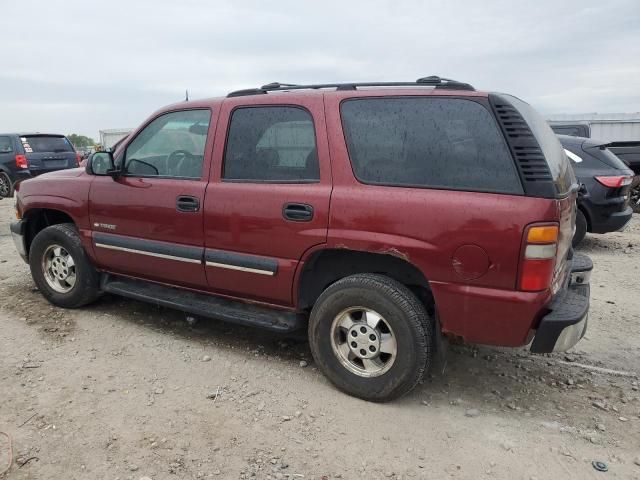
340;97;523;194
502;95;575;196
0;136;13;153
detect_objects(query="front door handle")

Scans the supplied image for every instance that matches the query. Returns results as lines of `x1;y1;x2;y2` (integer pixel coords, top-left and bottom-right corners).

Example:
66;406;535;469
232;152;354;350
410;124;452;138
282;203;314;222
176;195;200;212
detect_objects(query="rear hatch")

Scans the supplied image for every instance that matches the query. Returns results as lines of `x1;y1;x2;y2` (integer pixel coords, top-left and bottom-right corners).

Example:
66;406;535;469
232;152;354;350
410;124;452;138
489;94;577;293
19;135;78;173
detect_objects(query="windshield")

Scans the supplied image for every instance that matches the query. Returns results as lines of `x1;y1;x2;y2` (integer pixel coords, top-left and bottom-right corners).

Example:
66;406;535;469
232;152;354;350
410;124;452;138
22;135;74;153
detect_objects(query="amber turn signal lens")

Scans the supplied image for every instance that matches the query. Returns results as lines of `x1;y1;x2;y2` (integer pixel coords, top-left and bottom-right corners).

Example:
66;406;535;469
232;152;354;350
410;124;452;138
527;225;558;244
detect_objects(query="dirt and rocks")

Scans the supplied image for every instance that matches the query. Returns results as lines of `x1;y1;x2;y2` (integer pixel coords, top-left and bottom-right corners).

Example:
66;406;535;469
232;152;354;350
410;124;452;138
0;198;639;479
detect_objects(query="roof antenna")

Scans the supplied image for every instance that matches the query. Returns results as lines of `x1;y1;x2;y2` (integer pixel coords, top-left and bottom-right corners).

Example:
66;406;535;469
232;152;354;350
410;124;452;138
185;89;189;101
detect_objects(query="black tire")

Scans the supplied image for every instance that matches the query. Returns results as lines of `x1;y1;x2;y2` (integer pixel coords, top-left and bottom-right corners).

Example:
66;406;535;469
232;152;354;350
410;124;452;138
29;223;101;308
572;209;587;248
0;171;13;198
308;273;433;402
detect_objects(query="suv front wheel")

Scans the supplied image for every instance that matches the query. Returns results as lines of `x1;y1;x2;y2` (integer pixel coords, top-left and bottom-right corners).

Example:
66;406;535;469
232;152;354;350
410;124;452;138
29;223;100;308
308;274;433;402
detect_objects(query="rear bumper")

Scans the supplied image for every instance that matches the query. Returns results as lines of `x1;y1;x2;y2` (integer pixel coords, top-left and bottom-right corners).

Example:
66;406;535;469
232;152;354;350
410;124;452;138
14;170;32;182
10;220;27;262
530;253;592;353
580;191;633;234
589;205;633;234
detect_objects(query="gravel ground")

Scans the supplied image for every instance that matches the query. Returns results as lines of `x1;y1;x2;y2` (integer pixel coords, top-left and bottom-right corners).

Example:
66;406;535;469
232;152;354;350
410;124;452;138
0;198;639;480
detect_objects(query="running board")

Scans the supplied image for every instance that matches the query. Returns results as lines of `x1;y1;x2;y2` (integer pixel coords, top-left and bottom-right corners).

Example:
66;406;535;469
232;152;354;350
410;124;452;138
100;275;306;332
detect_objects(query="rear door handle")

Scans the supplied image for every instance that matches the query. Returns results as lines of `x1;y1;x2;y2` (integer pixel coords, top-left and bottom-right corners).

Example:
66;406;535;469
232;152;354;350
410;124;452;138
282;203;314;222
176;195;200;212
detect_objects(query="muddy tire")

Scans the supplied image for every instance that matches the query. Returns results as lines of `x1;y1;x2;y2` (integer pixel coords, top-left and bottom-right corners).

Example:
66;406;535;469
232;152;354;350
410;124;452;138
29;223;101;308
308;273;433;402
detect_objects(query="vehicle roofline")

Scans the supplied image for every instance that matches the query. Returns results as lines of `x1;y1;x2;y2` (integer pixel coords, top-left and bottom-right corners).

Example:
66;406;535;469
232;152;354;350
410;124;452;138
153;88;489;113
0;133;70;137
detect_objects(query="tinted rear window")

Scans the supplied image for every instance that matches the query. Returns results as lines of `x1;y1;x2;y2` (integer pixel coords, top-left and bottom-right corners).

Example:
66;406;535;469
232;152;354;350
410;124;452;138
340;98;523;194
502;95;575;195
223;106;319;182
0;136;12;153
584;146;632;171
22;135;74;153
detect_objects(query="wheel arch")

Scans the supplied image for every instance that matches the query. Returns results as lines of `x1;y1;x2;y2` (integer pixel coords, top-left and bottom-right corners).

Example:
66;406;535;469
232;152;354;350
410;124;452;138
22;208;76;257
296;248;434;314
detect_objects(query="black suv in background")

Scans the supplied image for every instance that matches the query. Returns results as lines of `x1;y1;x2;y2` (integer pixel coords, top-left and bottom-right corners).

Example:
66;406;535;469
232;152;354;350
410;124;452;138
558;135;634;246
549;123;640;213
0;134;80;198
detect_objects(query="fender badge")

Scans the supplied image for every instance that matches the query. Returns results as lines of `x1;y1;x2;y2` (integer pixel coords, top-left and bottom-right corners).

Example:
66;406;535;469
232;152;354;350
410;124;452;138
93;223;117;231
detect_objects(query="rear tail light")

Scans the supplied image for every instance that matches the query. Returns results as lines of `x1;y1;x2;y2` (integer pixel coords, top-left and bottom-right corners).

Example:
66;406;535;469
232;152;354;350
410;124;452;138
75;153;82;166
595;175;632;188
15;154;28;169
519;224;559;292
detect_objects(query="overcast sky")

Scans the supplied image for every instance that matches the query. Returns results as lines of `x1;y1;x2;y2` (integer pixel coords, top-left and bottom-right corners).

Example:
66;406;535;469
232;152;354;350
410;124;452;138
1;0;639;140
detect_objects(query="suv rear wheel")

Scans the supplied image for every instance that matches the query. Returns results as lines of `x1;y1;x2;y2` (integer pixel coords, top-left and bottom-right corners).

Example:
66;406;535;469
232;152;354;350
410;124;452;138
0;172;13;198
308;273;433;402
29;223;100;308
572;209;588;247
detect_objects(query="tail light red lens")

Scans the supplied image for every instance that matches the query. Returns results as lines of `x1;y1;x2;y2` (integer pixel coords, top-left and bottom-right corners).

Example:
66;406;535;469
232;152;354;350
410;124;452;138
15;154;28;169
519;224;559;292
75;153;82;166
595;175;632;188
520;259;556;291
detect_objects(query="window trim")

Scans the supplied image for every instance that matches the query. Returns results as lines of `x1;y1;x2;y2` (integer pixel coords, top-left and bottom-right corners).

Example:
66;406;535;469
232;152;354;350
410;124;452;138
121;108;212;181
221;104;321;184
339;96;524;196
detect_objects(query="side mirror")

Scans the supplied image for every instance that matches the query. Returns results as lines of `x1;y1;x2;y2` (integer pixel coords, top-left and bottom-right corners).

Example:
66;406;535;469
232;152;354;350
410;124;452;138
89;151;119;177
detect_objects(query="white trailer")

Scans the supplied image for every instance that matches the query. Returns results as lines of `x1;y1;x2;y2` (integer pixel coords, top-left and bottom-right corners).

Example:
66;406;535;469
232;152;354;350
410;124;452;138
99;128;133;150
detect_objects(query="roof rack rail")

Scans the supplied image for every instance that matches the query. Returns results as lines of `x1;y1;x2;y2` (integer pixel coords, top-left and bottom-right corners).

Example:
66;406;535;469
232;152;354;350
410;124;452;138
226;76;474;97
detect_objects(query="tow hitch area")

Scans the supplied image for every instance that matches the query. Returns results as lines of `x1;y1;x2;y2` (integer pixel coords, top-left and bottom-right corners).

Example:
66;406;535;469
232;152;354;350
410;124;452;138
530;253;592;353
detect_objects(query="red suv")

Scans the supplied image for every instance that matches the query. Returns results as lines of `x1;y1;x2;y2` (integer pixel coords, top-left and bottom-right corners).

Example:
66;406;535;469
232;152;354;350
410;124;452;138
10;77;592;401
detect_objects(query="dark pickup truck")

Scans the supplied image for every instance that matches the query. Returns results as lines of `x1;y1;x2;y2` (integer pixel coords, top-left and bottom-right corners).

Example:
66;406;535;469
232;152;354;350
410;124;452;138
11;77;592;401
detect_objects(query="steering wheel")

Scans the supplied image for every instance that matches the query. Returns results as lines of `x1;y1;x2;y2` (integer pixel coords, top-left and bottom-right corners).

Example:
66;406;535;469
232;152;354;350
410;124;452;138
167;150;195;177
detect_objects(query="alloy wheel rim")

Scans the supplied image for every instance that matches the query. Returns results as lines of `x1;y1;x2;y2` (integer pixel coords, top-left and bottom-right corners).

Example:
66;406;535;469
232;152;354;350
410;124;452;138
330;306;397;378
42;244;77;293
0;174;9;197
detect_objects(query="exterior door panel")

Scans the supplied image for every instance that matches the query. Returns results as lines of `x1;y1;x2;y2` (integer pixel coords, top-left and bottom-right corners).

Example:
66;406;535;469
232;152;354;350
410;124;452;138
203;96;332;306
88;108;215;289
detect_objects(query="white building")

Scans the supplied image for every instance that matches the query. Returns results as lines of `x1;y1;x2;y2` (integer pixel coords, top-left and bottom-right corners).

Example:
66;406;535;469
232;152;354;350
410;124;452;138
547;113;640;142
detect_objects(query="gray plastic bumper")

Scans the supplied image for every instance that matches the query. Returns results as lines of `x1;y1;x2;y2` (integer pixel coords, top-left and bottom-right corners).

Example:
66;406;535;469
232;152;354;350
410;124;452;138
530;253;592;353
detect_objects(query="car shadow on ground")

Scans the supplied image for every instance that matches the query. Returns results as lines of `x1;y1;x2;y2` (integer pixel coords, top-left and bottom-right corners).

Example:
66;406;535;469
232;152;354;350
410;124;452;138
1;278;632;439
86;293;628;431
578;232;632;254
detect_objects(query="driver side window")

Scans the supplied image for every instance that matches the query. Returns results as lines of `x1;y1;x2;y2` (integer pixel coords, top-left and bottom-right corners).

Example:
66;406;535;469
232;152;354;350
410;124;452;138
124;109;211;179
